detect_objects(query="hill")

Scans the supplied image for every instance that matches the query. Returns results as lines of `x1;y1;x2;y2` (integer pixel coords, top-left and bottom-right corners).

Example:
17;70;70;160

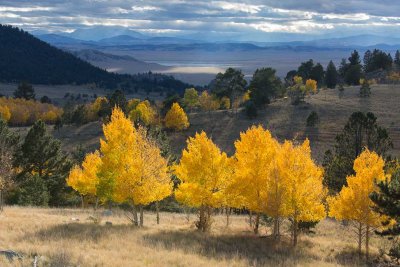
0;25;192;94
11;84;397;161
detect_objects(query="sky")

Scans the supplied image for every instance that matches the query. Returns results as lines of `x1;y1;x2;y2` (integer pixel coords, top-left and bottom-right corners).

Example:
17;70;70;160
1;0;400;41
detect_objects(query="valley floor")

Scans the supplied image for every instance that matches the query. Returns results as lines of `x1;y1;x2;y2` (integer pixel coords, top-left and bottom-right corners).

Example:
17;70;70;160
0;207;392;266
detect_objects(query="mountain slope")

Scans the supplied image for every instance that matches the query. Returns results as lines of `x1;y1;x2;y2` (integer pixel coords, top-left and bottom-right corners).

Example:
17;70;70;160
0;25;191;93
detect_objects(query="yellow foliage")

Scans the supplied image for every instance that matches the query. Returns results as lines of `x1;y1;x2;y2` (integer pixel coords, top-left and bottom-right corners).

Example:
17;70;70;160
129;100;156;126
164;103;189;131
0;97;62;125
174;131;231;208
66;151;102;197
199;91;220;111
0;106;11;122
96;107;171;207
243;90;251;102
305;79;318;93
229;126;279;212
277;139;326;223
220;97;230;110
293;75;303;85
328;149;389;228
126;98;140;113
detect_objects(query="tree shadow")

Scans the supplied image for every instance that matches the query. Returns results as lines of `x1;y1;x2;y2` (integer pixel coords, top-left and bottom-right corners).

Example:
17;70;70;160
22;223;138;243
142;230;319;266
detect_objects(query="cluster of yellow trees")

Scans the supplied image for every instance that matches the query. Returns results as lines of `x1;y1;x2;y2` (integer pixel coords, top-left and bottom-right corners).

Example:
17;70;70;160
83;96;189;131
67;108;391;251
0;97;62;125
184;88;250;112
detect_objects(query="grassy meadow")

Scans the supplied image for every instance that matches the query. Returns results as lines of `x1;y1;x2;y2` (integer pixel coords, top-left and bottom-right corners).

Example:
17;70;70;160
0;206;393;267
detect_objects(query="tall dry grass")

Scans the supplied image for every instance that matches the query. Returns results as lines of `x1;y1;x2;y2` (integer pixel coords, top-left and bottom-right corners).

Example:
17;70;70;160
0;206;390;266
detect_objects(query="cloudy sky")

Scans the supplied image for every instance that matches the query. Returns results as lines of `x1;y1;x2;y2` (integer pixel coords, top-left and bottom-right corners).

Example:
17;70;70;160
1;0;400;41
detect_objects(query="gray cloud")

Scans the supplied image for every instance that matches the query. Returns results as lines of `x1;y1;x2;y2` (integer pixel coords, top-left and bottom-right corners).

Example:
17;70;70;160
0;0;399;40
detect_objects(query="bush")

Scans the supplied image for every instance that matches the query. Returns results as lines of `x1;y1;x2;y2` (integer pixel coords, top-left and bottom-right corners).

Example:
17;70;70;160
306;111;319;127
244;101;257;119
14;174;49;206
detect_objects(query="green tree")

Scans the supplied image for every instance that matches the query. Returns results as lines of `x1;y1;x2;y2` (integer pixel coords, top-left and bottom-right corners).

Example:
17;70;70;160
395;50;400;68
249;67;282;107
183;88;199;112
14;120;71;205
310;63;325;86
325;61;338;89
109;90;128;114
360;79;371;97
0;119;19;210
370;167;400;257
323;112;392;193
14;82;35;100
211;68;247;109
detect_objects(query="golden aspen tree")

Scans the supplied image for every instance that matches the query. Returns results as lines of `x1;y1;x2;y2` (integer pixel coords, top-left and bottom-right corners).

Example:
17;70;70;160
220;96;230;110
199;91;220;112
165;102;189;131
280;139;326;246
327;149;390;258
0;106;11;122
129;100;156;126
97;107;171;226
174;131;230;232
128;127;172;226
230;125;279;234
67;151;102;208
97;107;141;224
305;79;318;93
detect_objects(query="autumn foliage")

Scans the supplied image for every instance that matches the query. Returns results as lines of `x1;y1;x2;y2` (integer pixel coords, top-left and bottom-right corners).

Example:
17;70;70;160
164;102;189;130
328;149;390;257
0;97;62;125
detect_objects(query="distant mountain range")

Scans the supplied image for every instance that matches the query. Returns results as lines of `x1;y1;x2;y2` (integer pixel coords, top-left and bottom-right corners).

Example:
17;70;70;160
0;25;192;93
36;31;400;52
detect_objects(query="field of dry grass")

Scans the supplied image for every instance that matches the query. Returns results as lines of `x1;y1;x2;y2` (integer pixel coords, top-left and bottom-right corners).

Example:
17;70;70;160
0;206;392;266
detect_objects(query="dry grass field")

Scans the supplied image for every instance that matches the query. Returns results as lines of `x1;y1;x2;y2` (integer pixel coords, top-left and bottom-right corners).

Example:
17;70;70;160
0;206;392;267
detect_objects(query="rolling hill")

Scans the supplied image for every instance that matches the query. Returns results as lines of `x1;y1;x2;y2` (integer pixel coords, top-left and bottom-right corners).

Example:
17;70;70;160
0;25;192;94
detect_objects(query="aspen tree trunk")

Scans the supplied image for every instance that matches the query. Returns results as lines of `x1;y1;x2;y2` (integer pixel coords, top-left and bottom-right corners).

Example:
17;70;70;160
81;195;84;209
273;217;280;240
366;225;370;260
94;197;99;211
156;202;160;225
293;219;298;246
132;205;139;226
253;213;260;234
226;207;231;227
198;205;206;231
139;205;144;227
0;190;3;212
358;222;363;258
249;211;253;228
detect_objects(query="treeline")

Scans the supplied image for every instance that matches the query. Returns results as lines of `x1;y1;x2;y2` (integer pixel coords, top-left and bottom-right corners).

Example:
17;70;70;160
287;48;400;88
0;25;191;94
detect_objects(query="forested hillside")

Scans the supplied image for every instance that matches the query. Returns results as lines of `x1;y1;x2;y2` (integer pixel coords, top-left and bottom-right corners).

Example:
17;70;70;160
0;25;191;94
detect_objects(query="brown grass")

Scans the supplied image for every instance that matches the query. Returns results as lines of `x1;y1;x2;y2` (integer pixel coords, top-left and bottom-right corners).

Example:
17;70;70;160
0;206;391;266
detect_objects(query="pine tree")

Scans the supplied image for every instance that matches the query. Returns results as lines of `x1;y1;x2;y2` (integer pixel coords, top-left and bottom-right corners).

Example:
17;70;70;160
13;82;35;100
394;50;400;68
360;79;371;97
14;120;71;205
325;60;338;89
370;166;400;257
0;119;19;210
183;88;199;112
323;112;392;193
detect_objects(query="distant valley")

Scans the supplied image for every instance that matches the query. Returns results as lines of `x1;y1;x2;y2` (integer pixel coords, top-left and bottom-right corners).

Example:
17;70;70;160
37;31;400;86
